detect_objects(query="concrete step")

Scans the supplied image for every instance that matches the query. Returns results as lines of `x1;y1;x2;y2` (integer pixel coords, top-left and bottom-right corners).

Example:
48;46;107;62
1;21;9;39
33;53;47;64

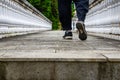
0;31;120;80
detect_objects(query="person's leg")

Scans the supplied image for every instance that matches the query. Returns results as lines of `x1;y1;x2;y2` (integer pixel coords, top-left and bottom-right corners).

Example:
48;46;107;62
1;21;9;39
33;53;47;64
73;0;89;40
58;0;72;30
73;0;89;22
58;0;73;39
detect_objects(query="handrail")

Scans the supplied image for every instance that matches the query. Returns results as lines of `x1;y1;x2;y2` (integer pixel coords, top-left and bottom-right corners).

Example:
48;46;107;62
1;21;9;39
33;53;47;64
0;0;52;34
85;0;120;35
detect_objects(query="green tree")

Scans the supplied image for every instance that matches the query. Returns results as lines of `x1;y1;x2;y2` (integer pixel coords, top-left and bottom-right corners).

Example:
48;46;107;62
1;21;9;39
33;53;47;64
27;0;59;30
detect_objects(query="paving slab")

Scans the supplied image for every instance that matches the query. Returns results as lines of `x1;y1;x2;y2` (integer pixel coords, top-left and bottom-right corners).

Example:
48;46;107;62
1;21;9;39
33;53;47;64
0;31;119;62
0;50;106;62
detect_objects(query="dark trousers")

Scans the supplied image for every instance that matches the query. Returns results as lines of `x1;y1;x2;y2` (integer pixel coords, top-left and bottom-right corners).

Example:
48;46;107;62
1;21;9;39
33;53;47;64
58;0;89;30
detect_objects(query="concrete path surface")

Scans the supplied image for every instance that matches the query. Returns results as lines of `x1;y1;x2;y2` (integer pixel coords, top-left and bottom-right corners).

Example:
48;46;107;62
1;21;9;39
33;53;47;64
0;31;120;62
0;31;120;80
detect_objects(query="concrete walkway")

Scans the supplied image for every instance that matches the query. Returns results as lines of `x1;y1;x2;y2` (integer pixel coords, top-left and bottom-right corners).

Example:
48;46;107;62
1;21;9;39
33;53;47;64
0;31;120;61
0;31;120;80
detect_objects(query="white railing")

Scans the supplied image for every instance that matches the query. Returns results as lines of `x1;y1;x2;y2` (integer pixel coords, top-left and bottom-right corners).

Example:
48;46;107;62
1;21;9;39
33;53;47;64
89;0;95;4
85;0;120;35
0;0;52;35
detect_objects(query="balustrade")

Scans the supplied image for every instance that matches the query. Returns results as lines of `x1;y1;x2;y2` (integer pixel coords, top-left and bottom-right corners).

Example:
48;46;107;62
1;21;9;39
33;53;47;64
85;0;120;35
0;0;52;34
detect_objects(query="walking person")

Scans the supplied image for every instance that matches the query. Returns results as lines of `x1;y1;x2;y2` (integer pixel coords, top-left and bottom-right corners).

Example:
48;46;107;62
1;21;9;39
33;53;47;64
58;0;89;40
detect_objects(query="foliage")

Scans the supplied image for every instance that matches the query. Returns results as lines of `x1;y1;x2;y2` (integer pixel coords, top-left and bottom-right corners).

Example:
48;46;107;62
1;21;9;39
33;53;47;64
27;0;59;30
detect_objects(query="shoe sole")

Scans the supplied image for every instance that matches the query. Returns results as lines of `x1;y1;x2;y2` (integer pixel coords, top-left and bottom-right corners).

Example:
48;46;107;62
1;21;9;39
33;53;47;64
76;23;87;40
63;36;72;40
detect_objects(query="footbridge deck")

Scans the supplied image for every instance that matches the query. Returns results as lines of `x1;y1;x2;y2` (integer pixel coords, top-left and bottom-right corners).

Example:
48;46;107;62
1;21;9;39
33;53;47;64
0;0;120;80
0;31;120;80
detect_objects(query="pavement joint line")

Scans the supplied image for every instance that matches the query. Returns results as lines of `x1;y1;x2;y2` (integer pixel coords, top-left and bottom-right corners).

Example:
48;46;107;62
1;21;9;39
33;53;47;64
100;53;109;62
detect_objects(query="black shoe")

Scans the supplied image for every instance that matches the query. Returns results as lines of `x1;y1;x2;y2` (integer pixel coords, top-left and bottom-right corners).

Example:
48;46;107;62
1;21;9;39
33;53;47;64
63;31;73;40
76;22;87;41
